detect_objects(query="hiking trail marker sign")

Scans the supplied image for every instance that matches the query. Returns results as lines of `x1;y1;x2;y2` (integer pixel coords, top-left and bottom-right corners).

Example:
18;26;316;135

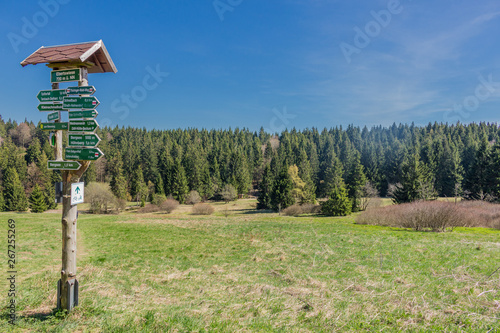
22;40;117;313
71;182;84;205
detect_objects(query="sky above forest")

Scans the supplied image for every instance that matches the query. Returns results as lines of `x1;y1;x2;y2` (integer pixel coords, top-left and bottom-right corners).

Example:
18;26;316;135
1;0;500;131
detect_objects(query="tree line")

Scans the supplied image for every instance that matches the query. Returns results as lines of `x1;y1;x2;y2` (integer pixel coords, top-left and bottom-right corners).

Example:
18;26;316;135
0;117;499;212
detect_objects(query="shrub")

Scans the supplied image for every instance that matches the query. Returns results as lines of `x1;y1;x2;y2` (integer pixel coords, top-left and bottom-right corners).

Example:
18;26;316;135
192;203;214;215
185;190;202;205
151;193;167;206
300;203;321;214
86;182;122;214
282;204;303;216
138;204;161;213
321;186;352;216
115;198;127;212
355;201;500;232
221;184;238;203
457;201;500;229
160;199;179;214
359;182;379;211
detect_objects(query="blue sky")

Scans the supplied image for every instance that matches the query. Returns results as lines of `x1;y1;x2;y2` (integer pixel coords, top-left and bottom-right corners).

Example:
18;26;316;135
1;0;500;131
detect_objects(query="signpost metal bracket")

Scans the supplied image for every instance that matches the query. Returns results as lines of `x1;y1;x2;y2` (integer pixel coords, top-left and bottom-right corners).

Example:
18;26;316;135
57;279;61;309
64;279;79;311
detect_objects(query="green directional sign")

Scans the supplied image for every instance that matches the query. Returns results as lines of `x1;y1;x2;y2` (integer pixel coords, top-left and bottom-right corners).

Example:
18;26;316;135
38;103;66;112
65;148;104;161
37;89;68;102
68;120;99;132
68;110;98;119
40;122;68;131
51;68;81;83
68;134;101;147
63;96;99;109
47;112;60;122
66;86;96;95
48;160;82;170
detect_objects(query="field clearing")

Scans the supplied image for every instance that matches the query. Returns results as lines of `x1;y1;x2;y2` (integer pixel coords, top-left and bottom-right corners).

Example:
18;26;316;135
1;200;499;332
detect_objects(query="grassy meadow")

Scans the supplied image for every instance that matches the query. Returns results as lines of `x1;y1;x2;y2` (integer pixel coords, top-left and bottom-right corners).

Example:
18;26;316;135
1;199;499;332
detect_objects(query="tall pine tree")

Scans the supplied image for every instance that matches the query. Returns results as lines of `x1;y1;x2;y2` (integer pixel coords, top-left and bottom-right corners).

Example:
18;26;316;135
3;167;28;211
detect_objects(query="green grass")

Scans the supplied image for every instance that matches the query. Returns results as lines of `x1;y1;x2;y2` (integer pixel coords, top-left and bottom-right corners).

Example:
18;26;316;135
1;201;499;332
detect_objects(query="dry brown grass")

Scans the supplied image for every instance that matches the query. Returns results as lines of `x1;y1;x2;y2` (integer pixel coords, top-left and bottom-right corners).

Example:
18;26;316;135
356;200;500;231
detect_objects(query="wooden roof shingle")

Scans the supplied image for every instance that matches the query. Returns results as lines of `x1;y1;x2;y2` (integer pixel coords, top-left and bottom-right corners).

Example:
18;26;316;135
21;40;117;74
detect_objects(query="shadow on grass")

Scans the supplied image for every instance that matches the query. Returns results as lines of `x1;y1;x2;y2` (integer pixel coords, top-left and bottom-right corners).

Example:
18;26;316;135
1;307;65;323
21;308;60;322
241;209;275;215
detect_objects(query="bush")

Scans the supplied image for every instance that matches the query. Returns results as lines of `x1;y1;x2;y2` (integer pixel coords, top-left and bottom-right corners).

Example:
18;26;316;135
321;186;352;216
151;193;167;206
160;199;179;214
138;204;161;213
300;203;322;214
355;200;500;232
86;182;123;214
185;190;202;205
115;198;127;212
457;201;500;229
221;184;238;203
192;203;214;215
282;204;303;216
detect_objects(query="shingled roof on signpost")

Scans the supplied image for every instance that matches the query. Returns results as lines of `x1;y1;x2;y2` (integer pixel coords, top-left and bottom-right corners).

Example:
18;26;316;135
20;40;117;73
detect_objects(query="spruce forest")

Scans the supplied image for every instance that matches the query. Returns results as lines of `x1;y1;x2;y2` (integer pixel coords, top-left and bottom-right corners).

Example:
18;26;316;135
2;117;500;212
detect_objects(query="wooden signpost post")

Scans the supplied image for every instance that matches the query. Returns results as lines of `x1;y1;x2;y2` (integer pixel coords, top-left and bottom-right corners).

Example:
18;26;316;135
21;40;117;312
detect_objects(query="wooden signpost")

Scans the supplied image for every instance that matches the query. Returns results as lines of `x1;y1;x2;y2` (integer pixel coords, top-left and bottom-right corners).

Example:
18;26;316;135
21;40;117;313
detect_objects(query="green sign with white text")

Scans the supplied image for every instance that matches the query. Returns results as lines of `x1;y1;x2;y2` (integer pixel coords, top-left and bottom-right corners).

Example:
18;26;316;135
68;134;101;147
68;120;99;132
38;103;66;112
47;112;60;122
37;89;68;102
63;96;99;109
66;86;96;95
65;148;103;161
51;69;81;83
48;160;82;170
68;110;98;119
40;122;68;131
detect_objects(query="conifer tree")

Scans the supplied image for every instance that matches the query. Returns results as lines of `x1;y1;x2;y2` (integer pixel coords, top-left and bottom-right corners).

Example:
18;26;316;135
298;150;316;204
391;152;436;204
110;152;128;200
36;152;58;209
345;152;367;211
0;189;5;212
29;184;47;213
232;150;251;195
270;166;294;211
257;164;273;209
170;159;189;204
26;137;42;165
488;143;500;199
130;165;146;201
321;185;352;216
463;137;491;200
3;167;28;211
321;153;345;197
83;162;97;183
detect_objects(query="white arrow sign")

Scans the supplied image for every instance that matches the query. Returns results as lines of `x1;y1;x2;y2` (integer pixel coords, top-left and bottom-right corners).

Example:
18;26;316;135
71;182;85;205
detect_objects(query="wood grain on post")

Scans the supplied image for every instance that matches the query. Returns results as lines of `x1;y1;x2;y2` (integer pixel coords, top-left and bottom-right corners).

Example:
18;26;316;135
60;66;90;311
